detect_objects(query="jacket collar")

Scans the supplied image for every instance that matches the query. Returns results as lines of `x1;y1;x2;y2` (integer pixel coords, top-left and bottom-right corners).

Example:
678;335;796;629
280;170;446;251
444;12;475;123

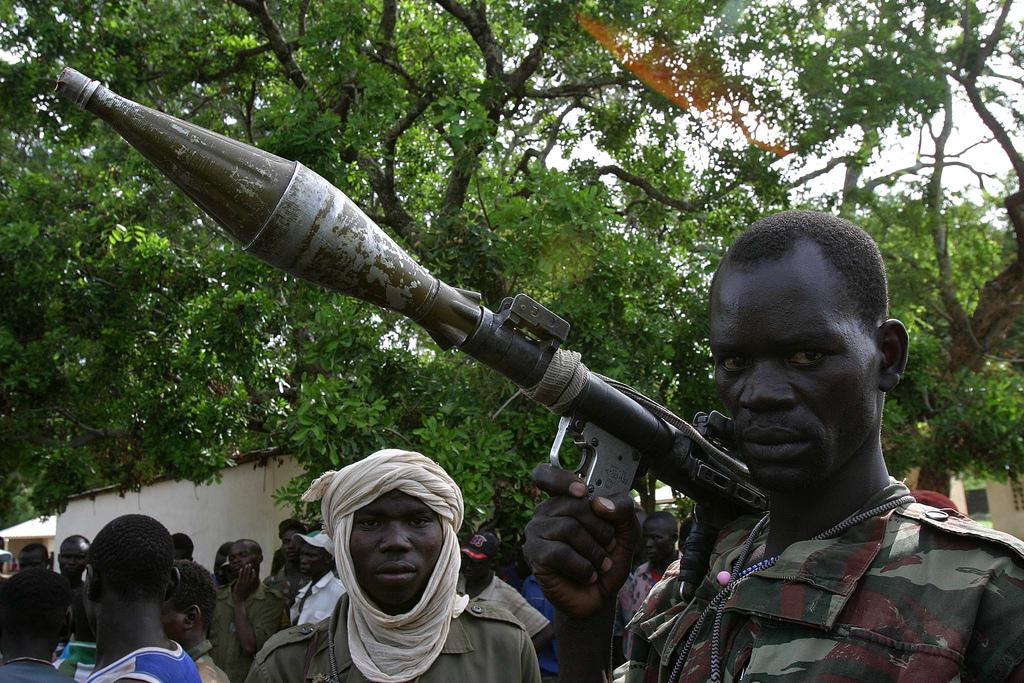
296;570;338;599
327;593;474;675
186;638;213;661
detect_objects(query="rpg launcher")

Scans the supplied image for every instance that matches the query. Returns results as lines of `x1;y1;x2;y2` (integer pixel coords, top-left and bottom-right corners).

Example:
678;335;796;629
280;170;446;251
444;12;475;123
55;67;766;521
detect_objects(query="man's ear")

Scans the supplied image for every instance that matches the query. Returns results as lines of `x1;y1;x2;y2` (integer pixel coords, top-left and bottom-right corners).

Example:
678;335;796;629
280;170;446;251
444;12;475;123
183;604;200;631
165;566;181;602
85;564;101;601
876;319;909;392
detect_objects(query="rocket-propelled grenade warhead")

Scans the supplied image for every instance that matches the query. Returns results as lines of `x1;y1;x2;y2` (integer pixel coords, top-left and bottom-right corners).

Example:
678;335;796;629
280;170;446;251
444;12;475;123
54;67;481;350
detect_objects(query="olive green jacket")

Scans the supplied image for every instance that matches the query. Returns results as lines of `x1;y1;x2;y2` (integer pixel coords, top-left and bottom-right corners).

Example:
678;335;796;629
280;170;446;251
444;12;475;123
244;594;542;683
209;582;288;683
187;638;231;683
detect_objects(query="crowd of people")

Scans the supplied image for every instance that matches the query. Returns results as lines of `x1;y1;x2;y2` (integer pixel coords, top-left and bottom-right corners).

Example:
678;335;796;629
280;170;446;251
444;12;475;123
4;210;1024;682
2;447;605;682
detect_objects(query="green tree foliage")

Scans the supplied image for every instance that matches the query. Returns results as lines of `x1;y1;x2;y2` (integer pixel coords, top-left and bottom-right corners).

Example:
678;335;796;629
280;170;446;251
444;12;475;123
1;0;1021;542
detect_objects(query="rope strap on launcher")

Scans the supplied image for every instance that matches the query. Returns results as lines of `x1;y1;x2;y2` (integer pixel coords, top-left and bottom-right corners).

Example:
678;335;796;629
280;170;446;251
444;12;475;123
522;348;590;415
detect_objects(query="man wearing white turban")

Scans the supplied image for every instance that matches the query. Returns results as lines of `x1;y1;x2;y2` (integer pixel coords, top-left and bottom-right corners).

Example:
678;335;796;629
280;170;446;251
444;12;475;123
245;449;542;683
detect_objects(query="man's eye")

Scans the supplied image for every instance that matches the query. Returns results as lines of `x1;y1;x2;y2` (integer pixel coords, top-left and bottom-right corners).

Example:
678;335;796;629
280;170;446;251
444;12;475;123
356;519;381;530
720;356;749;371
409;517;432;528
789;351;824;365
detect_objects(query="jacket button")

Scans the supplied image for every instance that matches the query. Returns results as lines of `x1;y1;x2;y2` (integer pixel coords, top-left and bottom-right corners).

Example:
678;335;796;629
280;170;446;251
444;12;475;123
470;605;482;614
925;510;949;521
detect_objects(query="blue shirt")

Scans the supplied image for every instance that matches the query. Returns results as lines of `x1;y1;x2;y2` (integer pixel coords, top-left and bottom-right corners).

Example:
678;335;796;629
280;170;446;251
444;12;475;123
85;644;200;683
520;575;557;676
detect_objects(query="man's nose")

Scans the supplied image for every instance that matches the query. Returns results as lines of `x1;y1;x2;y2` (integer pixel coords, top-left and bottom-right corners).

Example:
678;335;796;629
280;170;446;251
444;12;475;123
378;523;414;551
738;361;796;410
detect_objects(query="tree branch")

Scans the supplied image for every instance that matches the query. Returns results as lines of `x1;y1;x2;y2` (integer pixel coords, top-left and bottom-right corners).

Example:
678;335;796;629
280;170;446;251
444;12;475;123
230;0;309;91
358;155;417;241
235;445;288;460
951;0;1024;187
597;165;695;212
942;136;995;158
860;160;929;191
49;408;131;448
298;0;312;37
242;76;257;143
433;0;504;81
944;159;998;188
927;91;984;368
353;93;439;243
505;33;548;97
539;101;578;165
955;72;1024;186
365;49;424;94
514;100;580;177
984;68;1024;88
383;94;435;151
955;261;1024;370
1007;191;1024;261
968;0;1015;80
525;75;633;99
195;41;288;83
379;0;397;61
787;155;849;188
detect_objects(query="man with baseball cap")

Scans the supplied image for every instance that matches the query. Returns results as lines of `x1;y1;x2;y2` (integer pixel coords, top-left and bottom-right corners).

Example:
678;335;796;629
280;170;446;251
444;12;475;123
289;530;346;626
459;531;554;654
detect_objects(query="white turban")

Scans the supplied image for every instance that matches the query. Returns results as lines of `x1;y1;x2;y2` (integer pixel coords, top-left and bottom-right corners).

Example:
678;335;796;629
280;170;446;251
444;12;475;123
301;449;469;682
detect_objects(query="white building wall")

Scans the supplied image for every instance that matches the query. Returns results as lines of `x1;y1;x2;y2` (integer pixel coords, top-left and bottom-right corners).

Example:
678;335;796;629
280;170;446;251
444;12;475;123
56;455;306;576
986;480;1024;540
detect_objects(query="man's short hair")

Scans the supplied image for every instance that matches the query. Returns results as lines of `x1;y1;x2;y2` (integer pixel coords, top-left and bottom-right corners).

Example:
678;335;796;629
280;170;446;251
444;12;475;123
234;538;262;554
278;518;307;537
167;560;217;632
89;514;173;602
172;532;195;559
644;511;678;531
61;534;90;549
715;210;889;328
0;568;72;639
18;542;49;567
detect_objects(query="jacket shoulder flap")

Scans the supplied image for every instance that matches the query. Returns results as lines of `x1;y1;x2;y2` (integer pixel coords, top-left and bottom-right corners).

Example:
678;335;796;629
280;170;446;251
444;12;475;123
463;601;529;631
898;502;1024;563
251;618;330;666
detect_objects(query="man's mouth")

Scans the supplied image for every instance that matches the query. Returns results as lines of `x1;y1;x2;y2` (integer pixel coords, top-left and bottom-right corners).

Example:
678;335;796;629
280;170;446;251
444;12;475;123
376;561;417;579
741;426;803;444
742;439;810;462
739;426;811;461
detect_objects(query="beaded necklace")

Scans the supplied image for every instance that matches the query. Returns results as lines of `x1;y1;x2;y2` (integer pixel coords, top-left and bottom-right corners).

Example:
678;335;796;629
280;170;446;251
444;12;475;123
667;494;915;683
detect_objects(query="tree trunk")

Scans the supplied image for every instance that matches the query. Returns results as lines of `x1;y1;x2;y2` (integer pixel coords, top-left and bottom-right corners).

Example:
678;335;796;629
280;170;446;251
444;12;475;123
637;473;657;514
914;462;952;496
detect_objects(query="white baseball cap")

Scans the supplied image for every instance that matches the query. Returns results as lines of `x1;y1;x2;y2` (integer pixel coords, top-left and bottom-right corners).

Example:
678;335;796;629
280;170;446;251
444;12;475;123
297;530;333;554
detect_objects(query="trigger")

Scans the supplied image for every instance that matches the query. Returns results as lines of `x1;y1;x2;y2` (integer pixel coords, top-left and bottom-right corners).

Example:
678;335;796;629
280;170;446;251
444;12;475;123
549;415;572;468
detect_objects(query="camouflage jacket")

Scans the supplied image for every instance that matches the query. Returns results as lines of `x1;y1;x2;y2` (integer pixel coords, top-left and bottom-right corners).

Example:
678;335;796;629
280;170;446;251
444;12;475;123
622;480;1024;682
